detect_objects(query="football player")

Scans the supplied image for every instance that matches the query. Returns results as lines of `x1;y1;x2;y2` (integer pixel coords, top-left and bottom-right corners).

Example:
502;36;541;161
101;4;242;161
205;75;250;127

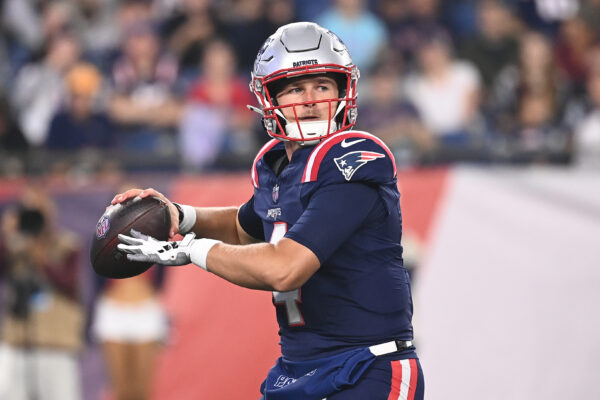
115;22;424;399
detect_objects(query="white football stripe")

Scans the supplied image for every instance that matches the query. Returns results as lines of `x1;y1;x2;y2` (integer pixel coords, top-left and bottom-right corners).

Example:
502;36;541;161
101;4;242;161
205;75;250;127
398;359;412;400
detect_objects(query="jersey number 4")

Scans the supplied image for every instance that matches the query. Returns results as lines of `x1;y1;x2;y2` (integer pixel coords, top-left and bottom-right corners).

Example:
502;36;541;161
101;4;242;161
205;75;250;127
270;222;305;326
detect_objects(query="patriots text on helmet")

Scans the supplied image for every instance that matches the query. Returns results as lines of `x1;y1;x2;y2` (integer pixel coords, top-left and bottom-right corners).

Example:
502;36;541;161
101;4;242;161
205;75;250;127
292;59;318;68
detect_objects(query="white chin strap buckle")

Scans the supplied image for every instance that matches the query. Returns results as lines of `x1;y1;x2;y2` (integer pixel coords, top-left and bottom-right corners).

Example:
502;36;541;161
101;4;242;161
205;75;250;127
285;119;338;144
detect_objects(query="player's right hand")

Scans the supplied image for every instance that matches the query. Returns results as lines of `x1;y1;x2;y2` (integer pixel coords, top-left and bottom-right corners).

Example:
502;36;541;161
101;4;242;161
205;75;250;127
111;188;180;238
118;229;196;265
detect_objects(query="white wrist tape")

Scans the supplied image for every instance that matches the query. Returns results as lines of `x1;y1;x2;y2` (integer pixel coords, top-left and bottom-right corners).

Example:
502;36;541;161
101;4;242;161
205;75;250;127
189;238;222;271
176;203;197;234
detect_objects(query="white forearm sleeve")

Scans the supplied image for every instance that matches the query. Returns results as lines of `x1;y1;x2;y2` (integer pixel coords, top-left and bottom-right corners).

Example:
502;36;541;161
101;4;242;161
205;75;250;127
189;239;222;271
176;203;197;234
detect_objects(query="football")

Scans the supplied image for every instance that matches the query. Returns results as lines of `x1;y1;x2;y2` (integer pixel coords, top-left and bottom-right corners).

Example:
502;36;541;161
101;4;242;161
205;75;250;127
90;196;171;279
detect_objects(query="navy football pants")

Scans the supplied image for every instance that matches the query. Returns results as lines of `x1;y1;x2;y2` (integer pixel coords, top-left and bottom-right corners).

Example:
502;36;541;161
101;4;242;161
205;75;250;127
327;357;424;400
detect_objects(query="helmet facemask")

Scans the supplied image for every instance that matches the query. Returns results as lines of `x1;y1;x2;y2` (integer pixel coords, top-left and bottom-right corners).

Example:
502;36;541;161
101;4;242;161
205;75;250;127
250;65;358;145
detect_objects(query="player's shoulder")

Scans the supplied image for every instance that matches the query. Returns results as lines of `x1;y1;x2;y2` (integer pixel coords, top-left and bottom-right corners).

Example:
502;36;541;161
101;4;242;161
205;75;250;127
301;130;397;184
251;139;283;188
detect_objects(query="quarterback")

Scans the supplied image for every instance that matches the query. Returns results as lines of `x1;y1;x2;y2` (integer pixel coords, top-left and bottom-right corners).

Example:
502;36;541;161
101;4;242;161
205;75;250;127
115;22;424;399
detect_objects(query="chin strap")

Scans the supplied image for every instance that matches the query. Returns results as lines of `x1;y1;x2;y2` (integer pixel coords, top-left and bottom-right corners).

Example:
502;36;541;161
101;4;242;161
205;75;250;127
284;119;338;144
247;101;346;143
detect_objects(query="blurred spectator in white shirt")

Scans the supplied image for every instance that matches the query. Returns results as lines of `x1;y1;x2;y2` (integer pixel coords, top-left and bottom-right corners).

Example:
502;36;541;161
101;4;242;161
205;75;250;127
11;33;81;146
404;30;482;148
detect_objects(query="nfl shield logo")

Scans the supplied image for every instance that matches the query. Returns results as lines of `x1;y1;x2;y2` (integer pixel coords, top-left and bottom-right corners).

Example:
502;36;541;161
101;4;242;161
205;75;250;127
96;215;110;238
272;184;279;203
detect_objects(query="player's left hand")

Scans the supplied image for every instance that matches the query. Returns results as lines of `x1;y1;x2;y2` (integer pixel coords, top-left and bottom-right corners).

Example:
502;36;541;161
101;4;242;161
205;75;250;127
117;229;196;266
110;188;180;239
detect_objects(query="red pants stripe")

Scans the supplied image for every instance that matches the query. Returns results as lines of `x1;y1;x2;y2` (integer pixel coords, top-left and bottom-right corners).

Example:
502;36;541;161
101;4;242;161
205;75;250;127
388;359;419;400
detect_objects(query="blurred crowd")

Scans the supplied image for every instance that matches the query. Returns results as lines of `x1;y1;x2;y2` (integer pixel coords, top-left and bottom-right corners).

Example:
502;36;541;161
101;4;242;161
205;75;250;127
1;0;600;177
0;186;84;400
0;183;168;400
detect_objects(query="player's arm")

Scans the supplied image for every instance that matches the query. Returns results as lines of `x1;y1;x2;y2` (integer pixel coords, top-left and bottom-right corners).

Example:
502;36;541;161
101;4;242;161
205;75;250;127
111;188;257;245
201;183;382;291
205;238;319;291
119;183;380;292
185;206;258;245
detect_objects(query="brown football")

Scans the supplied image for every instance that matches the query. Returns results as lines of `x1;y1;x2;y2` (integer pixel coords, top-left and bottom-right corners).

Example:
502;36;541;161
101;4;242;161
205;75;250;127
90;196;171;279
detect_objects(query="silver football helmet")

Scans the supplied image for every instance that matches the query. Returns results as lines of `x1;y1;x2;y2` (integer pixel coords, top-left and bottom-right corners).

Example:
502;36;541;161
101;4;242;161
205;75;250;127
249;22;359;145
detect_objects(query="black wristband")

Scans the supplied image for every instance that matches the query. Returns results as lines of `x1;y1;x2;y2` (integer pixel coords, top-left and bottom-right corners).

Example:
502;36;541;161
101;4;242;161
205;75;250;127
173;202;184;224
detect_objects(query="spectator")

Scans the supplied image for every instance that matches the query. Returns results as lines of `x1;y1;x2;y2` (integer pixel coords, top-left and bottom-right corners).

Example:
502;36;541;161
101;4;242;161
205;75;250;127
219;0;271;72
179;39;258;170
2;0;46;67
579;0;600;35
91;187;168;400
107;21;182;156
0;186;84;400
39;1;75;41
46;62;114;150
264;0;297;33
161;0;223;74
512;88;570;163
2;0;76;70
489;31;569;140
512;0;560;35
404;30;483;151
293;0;330;21
11;32;81;146
316;0;388;73
378;0;445;67
439;0;479;40
573;46;600;167
69;0;121;69
0;34;12;94
459;0;521;90
116;0;155;31
0;97;29;177
554;14;596;95
359;63;435;166
0;97;28;152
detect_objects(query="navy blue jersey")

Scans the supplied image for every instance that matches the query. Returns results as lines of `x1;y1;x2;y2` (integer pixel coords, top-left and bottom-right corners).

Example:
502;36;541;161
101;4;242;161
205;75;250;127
242;130;414;361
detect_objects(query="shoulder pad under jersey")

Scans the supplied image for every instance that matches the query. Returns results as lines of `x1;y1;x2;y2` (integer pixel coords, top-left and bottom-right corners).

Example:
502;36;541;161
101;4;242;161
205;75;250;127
301;131;397;185
252;139;282;188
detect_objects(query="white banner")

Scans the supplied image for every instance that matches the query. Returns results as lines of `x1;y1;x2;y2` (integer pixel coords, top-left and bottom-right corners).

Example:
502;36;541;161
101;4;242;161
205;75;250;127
416;166;600;399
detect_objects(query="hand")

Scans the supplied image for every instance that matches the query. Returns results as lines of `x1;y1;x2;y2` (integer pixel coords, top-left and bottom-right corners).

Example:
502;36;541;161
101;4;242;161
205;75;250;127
111;188;180;238
117;229;196;266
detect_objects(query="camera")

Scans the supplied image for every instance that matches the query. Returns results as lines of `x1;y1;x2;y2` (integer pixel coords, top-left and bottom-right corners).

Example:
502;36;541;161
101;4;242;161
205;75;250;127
18;207;45;236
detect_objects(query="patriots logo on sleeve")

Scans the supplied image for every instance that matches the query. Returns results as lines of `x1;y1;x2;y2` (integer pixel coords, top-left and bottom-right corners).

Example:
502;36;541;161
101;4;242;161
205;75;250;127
334;151;385;181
